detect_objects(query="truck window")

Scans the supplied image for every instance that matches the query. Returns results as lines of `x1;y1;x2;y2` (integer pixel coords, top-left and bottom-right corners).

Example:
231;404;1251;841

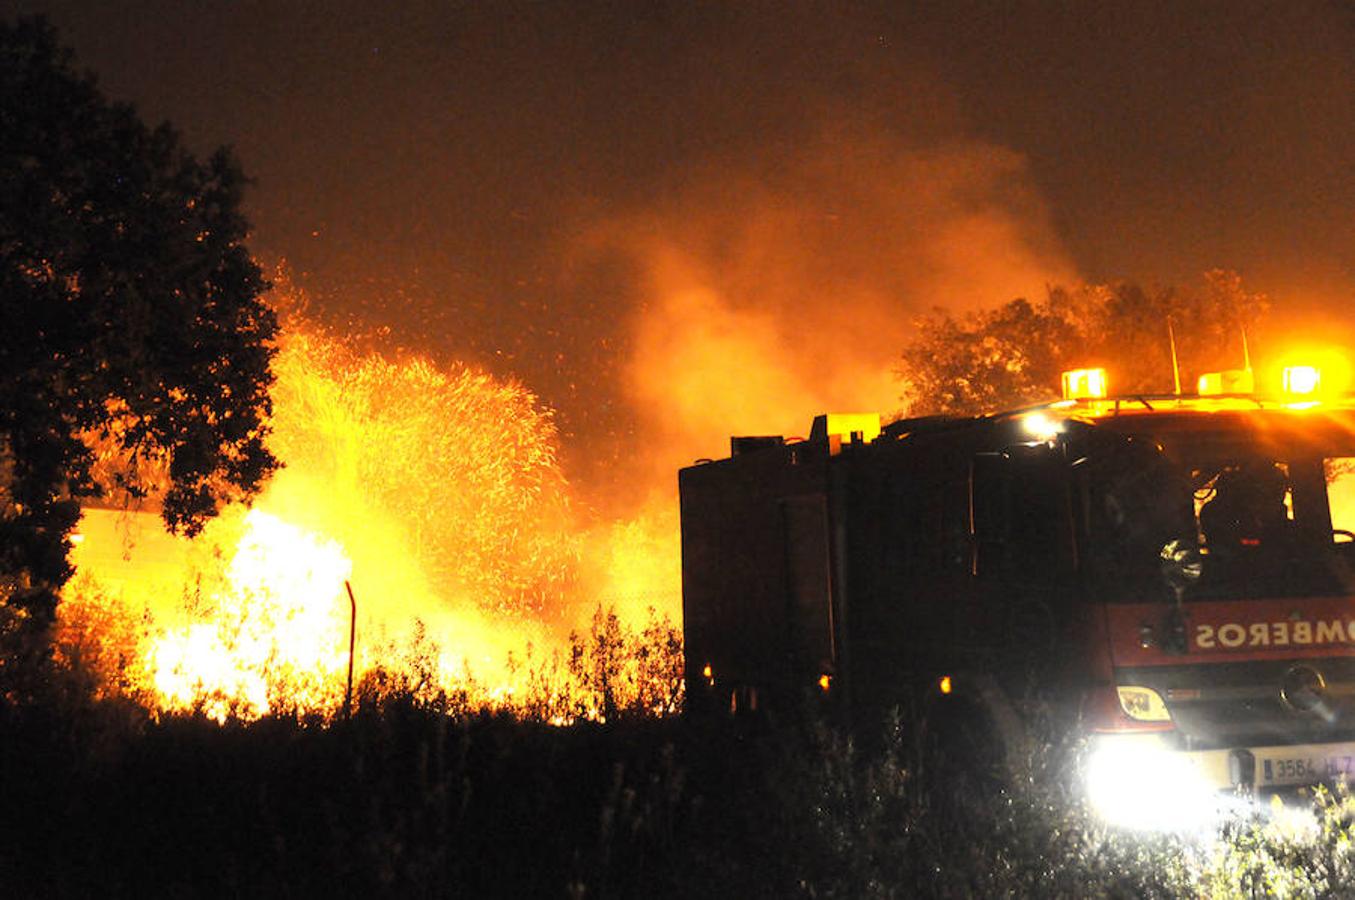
1080;431;1355;603
1189;458;1340;599
1082;440;1196;603
1326;457;1355;536
1194;461;1293;550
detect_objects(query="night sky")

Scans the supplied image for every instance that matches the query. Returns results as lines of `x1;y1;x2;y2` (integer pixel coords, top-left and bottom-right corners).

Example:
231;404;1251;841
11;1;1355;502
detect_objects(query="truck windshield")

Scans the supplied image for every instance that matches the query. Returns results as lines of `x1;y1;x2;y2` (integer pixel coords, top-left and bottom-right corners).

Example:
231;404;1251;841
1081;435;1355;603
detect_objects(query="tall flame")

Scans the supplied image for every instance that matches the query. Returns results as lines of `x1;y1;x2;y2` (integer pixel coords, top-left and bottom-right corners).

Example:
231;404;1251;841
58;317;681;722
149;509;353;721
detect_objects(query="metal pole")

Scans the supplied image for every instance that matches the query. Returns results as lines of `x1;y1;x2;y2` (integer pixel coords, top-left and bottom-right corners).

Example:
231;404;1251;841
344;580;357;718
1167;316;1182;396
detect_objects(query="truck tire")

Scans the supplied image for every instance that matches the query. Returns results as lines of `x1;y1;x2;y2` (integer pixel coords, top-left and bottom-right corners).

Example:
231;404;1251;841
922;675;1027;793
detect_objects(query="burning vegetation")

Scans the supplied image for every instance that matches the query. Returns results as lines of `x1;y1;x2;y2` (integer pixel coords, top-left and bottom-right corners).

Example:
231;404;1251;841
55;310;682;723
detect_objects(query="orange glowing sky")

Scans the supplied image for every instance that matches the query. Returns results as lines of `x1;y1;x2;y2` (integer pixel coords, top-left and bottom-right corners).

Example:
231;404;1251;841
13;2;1355;501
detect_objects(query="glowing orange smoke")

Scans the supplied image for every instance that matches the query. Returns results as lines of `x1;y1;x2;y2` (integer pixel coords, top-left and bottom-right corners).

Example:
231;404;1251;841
58;317;682;722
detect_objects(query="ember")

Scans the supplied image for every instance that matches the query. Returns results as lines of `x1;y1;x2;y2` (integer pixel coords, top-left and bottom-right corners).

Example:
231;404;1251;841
57;316;682;721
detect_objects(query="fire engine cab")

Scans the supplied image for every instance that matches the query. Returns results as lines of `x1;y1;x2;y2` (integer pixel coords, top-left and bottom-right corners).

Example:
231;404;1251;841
679;364;1355;827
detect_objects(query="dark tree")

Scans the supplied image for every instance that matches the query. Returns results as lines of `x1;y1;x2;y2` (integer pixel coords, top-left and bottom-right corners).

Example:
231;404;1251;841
898;270;1269;415
0;19;278;687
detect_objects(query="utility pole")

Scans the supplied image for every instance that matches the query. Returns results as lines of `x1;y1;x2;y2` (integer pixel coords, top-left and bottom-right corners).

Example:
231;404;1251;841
344;580;357;718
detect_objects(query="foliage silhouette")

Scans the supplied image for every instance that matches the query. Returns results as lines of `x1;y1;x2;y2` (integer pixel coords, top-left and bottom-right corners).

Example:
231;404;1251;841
0;17;276;693
898;270;1268;415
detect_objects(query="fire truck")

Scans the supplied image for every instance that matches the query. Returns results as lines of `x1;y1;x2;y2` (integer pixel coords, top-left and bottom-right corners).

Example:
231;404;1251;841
679;364;1355;827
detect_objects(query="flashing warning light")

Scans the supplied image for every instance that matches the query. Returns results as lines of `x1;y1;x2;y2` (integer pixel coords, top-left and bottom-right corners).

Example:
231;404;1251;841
818;673;832;692
938;675;953;695
1022;412;1063;442
1283;365;1322;397
1197;368;1255;395
1061;368;1108;400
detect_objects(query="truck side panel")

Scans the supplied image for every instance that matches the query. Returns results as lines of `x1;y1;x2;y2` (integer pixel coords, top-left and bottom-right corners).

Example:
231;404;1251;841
679;443;834;711
838;434;979;719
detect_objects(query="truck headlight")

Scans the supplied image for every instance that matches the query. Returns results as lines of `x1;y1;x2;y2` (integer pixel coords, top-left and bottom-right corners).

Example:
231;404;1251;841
1083;733;1216;831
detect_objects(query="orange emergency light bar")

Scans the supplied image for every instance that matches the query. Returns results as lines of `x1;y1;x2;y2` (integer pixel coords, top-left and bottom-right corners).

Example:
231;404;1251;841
1282;365;1321;397
1197;368;1255;396
1061;368;1108;400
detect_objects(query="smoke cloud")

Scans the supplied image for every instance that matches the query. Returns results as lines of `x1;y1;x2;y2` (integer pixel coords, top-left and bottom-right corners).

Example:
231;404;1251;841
577;131;1077;504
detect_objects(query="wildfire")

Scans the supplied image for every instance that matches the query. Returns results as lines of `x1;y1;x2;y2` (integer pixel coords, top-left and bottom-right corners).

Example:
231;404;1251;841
58;316;683;722
148;509;353;720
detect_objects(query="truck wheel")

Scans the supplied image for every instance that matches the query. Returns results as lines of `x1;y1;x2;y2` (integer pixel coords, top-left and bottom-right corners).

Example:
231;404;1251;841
922;682;1024;801
926;696;1004;775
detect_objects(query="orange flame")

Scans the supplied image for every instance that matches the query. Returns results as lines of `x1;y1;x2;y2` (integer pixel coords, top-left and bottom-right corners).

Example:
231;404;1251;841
59;317;683;722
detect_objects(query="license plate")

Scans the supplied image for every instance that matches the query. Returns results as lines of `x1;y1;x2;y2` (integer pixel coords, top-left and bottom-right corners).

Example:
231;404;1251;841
1261;755;1355;784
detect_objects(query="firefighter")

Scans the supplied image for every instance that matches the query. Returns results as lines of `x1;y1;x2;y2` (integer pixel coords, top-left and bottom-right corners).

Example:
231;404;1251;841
1199;462;1291;578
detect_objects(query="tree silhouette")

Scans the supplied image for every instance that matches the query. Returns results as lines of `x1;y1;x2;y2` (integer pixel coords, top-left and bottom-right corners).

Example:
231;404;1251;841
898;270;1269;415
0;18;278;690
